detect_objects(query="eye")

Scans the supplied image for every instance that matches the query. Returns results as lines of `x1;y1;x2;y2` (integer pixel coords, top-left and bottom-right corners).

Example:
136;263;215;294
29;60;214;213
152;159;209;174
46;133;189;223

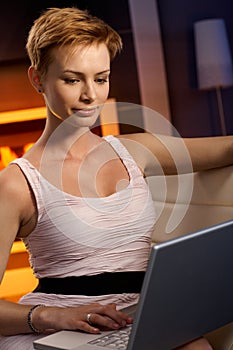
64;78;80;85
95;77;109;84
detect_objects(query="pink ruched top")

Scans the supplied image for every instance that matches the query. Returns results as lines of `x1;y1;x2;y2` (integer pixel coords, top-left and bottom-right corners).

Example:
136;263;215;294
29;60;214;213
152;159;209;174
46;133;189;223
14;135;156;280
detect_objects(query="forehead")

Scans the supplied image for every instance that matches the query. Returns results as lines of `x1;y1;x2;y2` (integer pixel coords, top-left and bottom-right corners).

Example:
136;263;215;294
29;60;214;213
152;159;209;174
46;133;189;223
49;43;110;72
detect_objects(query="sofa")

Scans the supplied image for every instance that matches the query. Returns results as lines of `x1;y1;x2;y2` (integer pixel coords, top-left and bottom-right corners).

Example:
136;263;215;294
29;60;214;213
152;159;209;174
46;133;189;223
147;164;233;350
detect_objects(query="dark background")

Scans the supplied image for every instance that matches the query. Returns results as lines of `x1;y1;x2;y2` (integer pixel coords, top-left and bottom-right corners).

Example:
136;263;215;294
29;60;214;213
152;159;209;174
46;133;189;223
0;0;232;137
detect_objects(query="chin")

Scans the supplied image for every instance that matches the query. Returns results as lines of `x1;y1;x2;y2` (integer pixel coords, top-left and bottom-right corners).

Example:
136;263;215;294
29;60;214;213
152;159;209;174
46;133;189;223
65;114;99;128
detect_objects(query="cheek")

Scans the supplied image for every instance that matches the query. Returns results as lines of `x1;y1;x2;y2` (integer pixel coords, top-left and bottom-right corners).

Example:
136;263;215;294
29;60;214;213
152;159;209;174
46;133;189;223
49;87;75;106
100;85;110;101
44;87;71;117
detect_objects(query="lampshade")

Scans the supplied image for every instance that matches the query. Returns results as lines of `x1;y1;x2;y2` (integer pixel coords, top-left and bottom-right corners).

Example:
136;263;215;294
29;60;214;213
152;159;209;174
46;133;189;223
194;19;233;89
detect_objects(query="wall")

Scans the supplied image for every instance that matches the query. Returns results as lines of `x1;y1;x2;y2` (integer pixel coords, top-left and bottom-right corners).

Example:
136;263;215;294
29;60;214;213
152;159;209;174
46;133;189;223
0;0;142;138
1;0;232;137
128;0;172;136
157;0;233;137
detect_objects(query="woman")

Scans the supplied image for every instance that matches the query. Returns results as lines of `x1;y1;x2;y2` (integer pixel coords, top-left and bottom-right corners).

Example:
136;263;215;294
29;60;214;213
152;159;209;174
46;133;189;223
0;7;232;349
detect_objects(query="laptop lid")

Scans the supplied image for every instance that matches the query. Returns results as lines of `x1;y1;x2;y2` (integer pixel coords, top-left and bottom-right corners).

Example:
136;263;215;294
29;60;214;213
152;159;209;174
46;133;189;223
127;219;233;349
33;220;233;350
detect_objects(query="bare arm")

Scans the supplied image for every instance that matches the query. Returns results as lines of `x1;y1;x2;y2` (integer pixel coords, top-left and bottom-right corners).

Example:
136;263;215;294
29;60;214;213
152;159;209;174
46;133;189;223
0;165;35;335
0;166;131;336
0;300;132;336
118;133;233;176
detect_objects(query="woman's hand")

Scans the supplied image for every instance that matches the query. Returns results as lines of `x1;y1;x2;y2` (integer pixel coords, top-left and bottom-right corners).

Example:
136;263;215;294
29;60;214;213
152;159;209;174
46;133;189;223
32;303;133;334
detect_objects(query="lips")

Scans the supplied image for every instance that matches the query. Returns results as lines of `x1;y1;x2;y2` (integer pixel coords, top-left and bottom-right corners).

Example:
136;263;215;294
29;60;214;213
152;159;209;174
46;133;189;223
72;107;98;117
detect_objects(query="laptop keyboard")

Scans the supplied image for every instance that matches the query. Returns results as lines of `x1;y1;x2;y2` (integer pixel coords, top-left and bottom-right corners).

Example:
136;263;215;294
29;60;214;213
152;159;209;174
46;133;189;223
88;325;132;349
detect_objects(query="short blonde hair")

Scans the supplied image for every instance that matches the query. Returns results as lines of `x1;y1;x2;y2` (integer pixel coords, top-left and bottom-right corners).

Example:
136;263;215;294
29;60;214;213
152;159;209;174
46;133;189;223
26;7;122;78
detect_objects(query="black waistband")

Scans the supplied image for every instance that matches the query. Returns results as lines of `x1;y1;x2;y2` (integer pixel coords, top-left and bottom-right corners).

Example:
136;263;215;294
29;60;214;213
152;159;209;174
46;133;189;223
33;272;145;296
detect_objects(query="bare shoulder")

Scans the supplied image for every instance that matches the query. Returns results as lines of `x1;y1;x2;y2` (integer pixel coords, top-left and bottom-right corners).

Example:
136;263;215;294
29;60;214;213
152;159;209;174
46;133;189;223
116;133;163;176
0;164;32;215
116;133;180;176
117;132;163;152
0;164;27;195
117;132;157;151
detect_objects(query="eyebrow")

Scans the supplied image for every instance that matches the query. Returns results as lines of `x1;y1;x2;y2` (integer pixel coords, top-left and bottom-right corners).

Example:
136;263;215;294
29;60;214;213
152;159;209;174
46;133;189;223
63;69;110;75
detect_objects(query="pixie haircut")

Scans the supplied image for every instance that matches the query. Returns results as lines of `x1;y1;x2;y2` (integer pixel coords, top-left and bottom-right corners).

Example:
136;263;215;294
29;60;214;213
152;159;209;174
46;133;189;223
26;7;123;78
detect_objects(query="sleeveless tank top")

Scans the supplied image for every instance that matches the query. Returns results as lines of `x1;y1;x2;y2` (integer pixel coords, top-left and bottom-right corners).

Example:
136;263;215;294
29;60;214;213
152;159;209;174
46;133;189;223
11;136;156;279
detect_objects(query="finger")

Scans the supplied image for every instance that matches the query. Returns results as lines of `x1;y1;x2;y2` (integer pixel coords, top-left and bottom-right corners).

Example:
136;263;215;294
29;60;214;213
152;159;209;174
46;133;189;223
87;313;121;330
82;304;132;328
74;320;101;334
101;307;133;326
115;309;134;324
93;307;132;329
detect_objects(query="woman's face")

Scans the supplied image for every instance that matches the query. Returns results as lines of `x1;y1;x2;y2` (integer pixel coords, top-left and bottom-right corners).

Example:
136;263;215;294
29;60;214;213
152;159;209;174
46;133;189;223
41;42;111;127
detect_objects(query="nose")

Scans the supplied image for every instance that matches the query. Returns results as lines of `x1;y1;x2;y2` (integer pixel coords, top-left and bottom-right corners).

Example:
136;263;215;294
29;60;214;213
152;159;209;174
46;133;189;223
80;80;97;104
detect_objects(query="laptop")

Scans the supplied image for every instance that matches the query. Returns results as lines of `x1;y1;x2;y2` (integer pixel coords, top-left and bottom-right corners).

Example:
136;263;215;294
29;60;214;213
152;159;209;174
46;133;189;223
33;219;233;350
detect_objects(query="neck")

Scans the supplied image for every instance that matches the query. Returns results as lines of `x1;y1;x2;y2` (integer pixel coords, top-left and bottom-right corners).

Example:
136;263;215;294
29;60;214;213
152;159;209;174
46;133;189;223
37;115;101;162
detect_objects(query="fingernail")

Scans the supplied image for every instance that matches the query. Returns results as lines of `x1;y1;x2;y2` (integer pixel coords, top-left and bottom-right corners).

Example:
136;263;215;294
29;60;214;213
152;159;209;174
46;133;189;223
93;328;100;333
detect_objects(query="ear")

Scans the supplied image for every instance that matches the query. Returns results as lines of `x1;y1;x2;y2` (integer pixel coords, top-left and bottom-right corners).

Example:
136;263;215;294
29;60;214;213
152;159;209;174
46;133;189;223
28;66;44;93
